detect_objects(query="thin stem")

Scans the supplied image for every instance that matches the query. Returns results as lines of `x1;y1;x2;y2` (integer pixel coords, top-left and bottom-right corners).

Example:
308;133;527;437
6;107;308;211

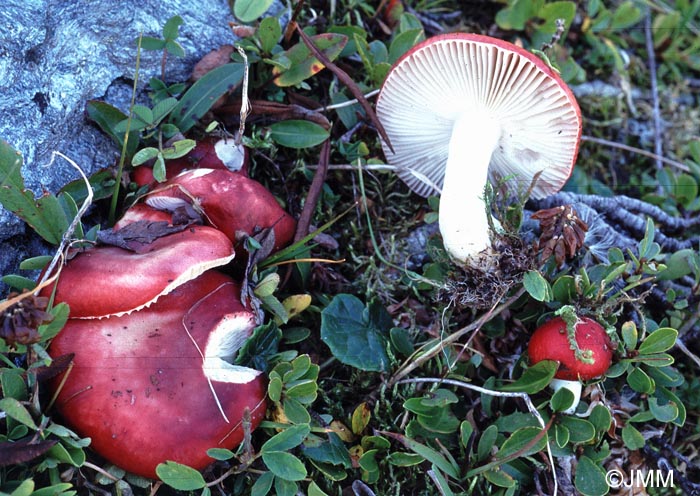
109;34;143;225
581;135;689;172
644;11;663;179
313;89;380;112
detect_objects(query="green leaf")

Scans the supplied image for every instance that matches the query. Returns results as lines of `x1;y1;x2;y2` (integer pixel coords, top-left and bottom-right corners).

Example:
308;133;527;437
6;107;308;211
165;40;185;58
161;139;197;160
477;424;498;462
320;294;392;372
1;368;28;401
7;479;34;496
483;468;516;488
308;481;330;496
47;442;85;467
283;397;311;424
151;97;179;123
162;15;183;41
2;275;36;292
559;417;595;444
388;28;424;64
251;471;274;496
269;120;330;149
550;387;575;413
393;436;459;478
261;424;310;453
132;104;154;125
574;455;609;496
611;1;642;30
387;452;424;466
39;302;69;341
262;451;307;481
132;147;160;166
140;36;166;51
496;426;547;459
302;433;352;468
589;404;612;434
499;360;558;393
554;423;569;448
0;140;70;244
620;321;638;351
523;270;552;302
170;63;245;132
627;366;654;394
648;396;678;423
86;100;138;157
621;424;645;450
657;249;700;280
206;448;234;460
656;386;685;426
638;327;678;355
30;483;74;496
274;477;299;496
0;398;36;429
633;353;674;368
258;16;281;53
272;33;347;87
155;461;206;490
233;0;275;22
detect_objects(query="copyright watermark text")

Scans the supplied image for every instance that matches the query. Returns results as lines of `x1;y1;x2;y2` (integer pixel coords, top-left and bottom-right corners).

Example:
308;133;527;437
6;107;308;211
606;469;674;489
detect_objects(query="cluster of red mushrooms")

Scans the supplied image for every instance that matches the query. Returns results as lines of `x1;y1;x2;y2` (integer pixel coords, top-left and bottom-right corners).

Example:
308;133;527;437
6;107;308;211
38;32;615;479
44;137;296;478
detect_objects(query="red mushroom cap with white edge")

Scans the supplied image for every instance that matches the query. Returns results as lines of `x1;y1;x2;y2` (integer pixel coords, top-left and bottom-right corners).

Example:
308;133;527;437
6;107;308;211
528;316;613;381
41;226;234;318
112;203;174;230
131;137;248;188
48;270;267;479
145;168;296;253
376;33;581;264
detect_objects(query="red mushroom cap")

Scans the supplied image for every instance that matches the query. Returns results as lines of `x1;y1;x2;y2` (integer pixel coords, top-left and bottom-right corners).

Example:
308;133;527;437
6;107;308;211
112;203;174;230
131;137;248;188
48;271;267;479
42;226;234;318
528;316;613;381
146;168;296;253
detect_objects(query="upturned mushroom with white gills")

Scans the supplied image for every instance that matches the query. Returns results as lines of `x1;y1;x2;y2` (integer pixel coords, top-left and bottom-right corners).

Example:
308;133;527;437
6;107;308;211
376;33;582;265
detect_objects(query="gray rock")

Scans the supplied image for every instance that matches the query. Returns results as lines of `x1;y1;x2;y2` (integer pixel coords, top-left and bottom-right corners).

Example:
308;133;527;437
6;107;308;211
0;0;284;294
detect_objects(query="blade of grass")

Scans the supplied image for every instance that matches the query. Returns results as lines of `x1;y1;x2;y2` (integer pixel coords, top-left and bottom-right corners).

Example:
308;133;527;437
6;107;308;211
109;34;143;225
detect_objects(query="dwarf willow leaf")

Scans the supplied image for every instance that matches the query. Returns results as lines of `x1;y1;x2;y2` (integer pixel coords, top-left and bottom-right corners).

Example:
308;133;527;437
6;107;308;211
638;327;677;355
233;0;274;22
499;360;557;393
269;120;329;149
155;461;206;490
574;455;608;496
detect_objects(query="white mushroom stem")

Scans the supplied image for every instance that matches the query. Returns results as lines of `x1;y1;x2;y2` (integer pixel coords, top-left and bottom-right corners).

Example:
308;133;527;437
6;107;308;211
550;378;582;415
439;111;502;264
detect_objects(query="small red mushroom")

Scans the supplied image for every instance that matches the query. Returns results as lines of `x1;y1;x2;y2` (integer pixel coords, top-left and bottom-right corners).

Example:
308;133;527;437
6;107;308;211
528;315;613;413
131;137;249;188
41;225;234;318
146;168;296;253
49;270;267;479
